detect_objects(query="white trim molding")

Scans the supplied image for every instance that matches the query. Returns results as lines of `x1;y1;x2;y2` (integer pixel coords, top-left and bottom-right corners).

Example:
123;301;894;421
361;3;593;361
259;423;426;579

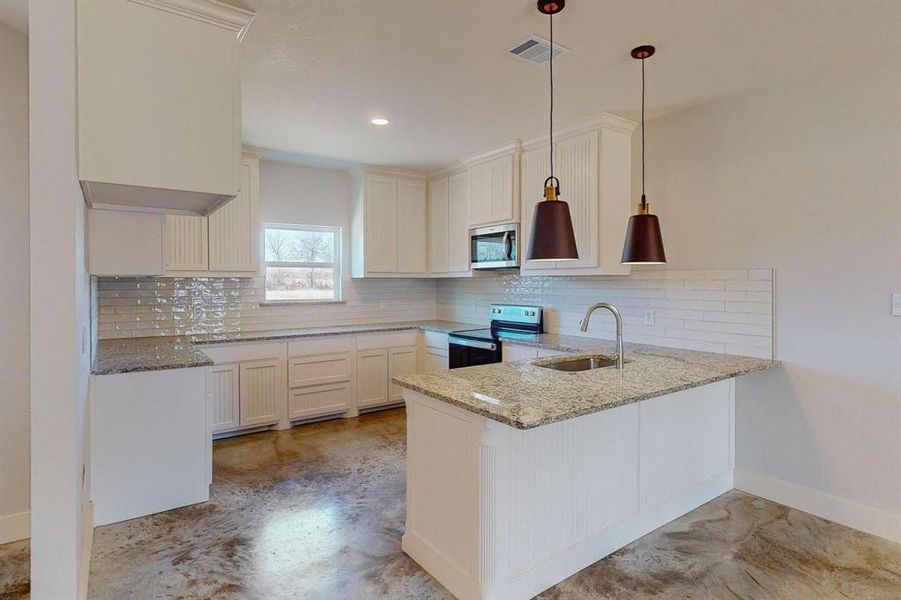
128;0;255;42
0;510;30;544
735;469;901;544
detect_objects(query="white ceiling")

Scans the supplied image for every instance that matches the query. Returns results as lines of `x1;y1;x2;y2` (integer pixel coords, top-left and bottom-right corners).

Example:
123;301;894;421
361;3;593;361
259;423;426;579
217;1;901;170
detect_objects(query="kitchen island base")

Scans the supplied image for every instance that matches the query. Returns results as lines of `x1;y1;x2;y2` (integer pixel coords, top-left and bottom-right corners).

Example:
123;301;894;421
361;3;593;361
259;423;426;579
402;379;735;600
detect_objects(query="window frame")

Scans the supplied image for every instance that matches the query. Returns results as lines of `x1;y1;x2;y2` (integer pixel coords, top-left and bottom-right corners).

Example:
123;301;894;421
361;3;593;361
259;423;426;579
262;222;343;303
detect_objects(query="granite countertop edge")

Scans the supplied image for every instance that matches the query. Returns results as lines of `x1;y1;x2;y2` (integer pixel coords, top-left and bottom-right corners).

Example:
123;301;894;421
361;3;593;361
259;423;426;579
393;358;776;430
91;320;477;375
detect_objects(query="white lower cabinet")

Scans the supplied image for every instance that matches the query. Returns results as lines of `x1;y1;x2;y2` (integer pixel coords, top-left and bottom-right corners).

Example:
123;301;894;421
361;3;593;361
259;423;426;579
207;363;240;433
287;338;355;421
356;349;389;409
239;359;282;427
389;346;418;403
205;330;439;436
421;331;449;372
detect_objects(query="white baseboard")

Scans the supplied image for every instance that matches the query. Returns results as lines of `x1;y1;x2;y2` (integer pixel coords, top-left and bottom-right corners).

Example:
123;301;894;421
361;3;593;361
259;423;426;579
79;501;95;600
735;469;901;544
0;510;30;544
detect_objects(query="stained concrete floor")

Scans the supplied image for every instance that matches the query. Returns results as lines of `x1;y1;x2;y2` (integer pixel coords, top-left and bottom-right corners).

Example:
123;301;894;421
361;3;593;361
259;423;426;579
2;407;900;599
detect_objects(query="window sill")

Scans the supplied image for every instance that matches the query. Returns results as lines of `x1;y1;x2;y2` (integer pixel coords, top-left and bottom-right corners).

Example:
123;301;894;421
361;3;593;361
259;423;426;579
259;299;346;307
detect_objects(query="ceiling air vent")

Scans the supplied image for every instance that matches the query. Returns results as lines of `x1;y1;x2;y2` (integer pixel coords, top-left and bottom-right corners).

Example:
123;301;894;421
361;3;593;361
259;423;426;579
508;35;570;65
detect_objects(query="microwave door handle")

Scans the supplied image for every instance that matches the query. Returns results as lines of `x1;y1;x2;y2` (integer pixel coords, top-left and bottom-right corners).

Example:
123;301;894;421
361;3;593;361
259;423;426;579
502;231;512;261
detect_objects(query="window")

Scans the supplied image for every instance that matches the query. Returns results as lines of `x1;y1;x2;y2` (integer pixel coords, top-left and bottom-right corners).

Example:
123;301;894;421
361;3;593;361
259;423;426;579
263;224;342;302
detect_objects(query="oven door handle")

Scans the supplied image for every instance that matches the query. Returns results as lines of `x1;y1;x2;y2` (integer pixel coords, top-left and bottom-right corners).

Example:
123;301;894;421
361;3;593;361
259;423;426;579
449;337;497;351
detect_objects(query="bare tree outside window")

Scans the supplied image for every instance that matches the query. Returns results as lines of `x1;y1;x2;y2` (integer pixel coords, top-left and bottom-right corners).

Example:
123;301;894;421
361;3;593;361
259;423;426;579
264;224;342;302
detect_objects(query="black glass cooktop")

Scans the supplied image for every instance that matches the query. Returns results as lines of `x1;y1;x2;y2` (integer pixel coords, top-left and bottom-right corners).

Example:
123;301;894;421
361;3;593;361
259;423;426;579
449;328;543;343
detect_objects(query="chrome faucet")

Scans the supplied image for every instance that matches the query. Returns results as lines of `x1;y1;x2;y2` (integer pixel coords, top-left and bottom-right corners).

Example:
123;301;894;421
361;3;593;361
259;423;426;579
579;303;624;369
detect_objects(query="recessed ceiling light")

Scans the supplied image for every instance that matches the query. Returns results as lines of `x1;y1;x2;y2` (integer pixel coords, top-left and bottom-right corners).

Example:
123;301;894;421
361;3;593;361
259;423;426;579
370;117;389;126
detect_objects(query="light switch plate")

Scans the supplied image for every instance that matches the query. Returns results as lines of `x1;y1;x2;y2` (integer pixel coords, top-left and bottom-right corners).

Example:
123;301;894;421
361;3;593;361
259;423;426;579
892;293;901;316
644;310;656;326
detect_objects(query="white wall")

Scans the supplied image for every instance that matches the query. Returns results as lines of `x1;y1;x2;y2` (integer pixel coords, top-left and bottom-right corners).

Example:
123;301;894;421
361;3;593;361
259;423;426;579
29;2;93;597
0;20;30;545
641;56;901;540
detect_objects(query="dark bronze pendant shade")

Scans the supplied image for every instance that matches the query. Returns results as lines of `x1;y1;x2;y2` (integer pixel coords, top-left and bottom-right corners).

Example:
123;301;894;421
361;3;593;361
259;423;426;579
621;194;666;264
621;44;667;265
526;0;579;261
528;177;579;260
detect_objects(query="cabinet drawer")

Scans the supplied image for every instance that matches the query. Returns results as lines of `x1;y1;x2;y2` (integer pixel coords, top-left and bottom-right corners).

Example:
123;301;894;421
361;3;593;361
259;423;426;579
288;353;352;388
288;383;351;420
288;336;356;357
422;330;449;350
356;330;418;351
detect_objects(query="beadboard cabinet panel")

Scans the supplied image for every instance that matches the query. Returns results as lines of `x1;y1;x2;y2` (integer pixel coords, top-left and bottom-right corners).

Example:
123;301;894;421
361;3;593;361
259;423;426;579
469;153;518;228
428;177;450;274
356;349;389;408
239;359;282;427
364;174;399;273
207;363;240;433
164;215;209;271
209;154;259;272
397;178;428;274
447;171;472;273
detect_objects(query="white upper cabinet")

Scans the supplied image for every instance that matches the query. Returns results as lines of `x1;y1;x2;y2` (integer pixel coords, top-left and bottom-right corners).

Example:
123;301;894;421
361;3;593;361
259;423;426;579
520;117;635;276
428;178;450;274
448;171;472;273
209;150;262;272
397;178;428;274
76;0;253;214
164;215;209;272
468;152;519;228
352;170;427;277
427;171;472;277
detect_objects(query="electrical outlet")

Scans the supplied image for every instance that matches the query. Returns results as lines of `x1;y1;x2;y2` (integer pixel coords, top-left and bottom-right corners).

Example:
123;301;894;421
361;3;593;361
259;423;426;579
380;299;388;309
892;293;901;316
644;310;656;326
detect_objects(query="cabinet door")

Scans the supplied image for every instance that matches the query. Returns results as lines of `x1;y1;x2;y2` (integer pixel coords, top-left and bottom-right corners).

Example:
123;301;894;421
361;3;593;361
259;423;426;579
365;174;398;273
469;154;516;227
555;130;599;269
208;156;258;272
356;349;388;408
207;363;240;433
489;153;516;223
397;178;427;274
428;177;450;274
239;359;281;427
422;347;449;372
289;383;351;420
164;215;208;271
388;346;418;403
519;145;554;272
469;162;492;226
448;171;471;273
502;344;538;363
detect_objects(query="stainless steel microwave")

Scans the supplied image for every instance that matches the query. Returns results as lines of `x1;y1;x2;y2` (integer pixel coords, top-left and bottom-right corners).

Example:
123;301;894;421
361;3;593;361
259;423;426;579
470;223;519;270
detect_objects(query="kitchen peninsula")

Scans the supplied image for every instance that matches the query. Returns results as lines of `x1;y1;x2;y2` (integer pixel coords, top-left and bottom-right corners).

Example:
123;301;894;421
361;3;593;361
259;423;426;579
394;336;776;600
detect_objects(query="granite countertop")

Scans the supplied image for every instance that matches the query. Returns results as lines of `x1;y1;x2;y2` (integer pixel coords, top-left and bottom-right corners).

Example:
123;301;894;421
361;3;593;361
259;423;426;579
393;333;777;430
92;320;477;375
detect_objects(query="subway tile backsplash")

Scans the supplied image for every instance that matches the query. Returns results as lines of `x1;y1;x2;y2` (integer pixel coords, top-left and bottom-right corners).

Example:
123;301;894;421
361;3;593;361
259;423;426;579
97;268;774;359
436;268;774;359
96;276;438;339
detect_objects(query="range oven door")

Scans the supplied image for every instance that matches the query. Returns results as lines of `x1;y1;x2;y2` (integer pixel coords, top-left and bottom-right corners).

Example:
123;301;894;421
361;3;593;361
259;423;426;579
470;223;518;270
448;337;501;369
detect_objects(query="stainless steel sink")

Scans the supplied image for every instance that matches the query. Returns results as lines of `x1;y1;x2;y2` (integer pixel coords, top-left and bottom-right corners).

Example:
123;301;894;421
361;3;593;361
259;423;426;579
533;354;620;372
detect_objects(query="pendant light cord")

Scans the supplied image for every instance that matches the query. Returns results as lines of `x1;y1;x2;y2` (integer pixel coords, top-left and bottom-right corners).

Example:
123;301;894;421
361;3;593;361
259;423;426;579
640;56;646;206
549;11;554;181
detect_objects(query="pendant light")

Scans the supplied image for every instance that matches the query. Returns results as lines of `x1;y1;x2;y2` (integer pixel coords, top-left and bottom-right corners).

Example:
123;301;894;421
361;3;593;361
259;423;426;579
621;45;667;264
526;0;579;261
